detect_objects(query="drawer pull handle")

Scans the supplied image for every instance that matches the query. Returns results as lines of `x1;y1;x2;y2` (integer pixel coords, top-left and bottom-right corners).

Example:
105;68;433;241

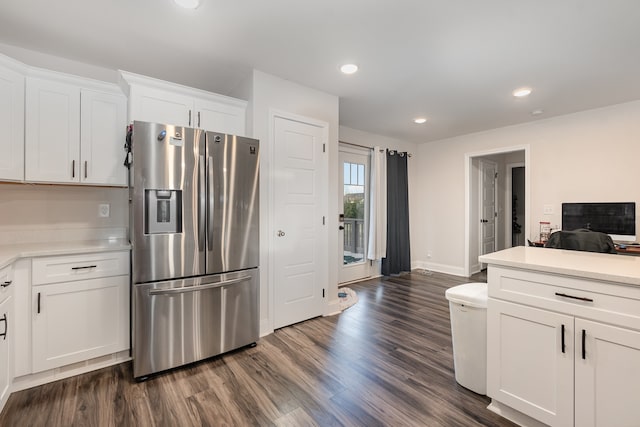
0;314;6;340
554;292;593;303
71;265;98;270
37;292;41;314
0;281;11;288
582;329;586;360
561;324;566;353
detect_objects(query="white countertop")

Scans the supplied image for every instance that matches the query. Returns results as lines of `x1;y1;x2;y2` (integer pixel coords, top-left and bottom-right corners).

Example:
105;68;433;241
0;239;131;270
479;246;640;287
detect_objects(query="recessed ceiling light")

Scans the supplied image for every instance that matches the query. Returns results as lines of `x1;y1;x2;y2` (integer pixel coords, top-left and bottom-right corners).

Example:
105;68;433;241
513;87;532;98
174;0;200;9
340;64;358;75
413;117;427;124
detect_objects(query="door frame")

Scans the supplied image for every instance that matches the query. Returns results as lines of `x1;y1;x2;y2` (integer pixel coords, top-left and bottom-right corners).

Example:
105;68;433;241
464;145;530;277
505;162;525;248
267;109;329;333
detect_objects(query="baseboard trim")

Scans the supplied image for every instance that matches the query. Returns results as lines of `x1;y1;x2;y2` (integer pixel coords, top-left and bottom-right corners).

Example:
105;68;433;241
12;350;130;393
412;260;467;277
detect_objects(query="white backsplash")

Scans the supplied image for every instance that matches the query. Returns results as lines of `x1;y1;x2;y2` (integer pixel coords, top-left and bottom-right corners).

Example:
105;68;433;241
0;183;128;245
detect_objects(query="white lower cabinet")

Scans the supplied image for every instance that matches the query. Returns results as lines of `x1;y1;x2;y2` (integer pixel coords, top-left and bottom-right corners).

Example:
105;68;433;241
31;251;129;373
487;265;640;427
0;294;11;409
0;264;13;411
574;319;640;427
488;299;574;426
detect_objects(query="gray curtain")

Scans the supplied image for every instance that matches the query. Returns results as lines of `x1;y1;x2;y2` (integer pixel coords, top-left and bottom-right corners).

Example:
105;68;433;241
382;150;411;275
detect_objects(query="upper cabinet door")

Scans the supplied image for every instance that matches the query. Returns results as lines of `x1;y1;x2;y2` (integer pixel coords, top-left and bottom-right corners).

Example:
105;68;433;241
129;86;194;127
80;89;127;185
25;77;81;183
0;64;25;181
195;98;246;136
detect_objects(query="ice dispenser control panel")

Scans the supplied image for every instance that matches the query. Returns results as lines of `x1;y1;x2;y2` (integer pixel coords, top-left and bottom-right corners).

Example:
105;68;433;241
145;189;182;234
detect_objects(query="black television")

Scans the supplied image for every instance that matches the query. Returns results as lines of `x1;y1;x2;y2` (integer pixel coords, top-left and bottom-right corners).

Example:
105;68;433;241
562;202;636;242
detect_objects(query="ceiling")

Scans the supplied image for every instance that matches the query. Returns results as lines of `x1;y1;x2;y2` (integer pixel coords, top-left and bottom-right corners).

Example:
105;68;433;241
1;0;639;144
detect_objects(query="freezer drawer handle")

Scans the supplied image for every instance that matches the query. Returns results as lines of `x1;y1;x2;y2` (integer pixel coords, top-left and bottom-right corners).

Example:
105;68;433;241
554;292;593;303
148;275;252;296
0;281;11;288
561;324;565;353
71;265;97;270
0;313;6;340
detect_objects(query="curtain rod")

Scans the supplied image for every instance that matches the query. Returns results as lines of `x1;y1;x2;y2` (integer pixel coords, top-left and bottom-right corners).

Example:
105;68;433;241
340;141;412;157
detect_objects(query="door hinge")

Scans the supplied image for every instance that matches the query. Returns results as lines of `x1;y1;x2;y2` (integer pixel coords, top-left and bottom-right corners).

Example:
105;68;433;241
323;143;326;153
494;172;498;179
322;288;325;298
495;211;498;217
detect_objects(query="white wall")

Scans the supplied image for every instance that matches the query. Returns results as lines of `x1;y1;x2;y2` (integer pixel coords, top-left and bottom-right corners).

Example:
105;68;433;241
249;70;339;336
0;183;128;244
338;126;420;273
414;100;640;275
0;42;118;83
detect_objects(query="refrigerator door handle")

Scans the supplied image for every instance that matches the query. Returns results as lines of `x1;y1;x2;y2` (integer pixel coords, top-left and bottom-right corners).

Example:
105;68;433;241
207;156;214;251
198;155;206;252
148;275;252;296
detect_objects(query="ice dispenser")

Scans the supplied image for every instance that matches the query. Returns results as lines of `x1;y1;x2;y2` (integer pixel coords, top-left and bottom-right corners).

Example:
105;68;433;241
145;189;182;234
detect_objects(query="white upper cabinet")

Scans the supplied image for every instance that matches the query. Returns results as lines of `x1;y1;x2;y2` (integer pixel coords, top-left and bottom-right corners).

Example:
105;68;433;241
80;89;127;185
0;56;25;182
119;70;247;136
25;70;127;186
25;77;81;183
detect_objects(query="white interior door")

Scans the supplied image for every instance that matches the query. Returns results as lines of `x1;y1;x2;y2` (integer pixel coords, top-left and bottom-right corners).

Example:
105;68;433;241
479;159;497;260
273;115;326;329
338;147;370;283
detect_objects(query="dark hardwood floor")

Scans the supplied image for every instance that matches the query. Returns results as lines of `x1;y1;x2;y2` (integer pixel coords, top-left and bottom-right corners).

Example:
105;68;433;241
0;271;515;426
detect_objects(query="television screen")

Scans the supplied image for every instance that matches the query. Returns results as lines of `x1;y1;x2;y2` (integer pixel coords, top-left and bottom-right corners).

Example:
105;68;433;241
562;202;636;242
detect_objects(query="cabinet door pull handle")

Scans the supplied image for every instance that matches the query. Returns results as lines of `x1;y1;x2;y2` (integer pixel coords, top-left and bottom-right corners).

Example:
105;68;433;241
0;281;11;288
561;324;566;353
72;160;76;178
582;329;586;360
84;161;88;179
197;111;201;128
37;292;41;314
71;265;97;270
0;314;7;340
189;110;192;127
555;292;594;303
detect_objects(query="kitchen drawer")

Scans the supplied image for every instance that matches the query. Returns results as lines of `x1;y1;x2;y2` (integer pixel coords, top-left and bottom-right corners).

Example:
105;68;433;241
0;264;12;302
488;265;640;330
32;251;129;286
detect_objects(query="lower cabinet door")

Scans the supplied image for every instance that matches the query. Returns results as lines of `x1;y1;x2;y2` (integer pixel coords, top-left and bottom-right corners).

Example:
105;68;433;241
575;319;640;427
32;276;129;372
487;299;574;427
0;294;12;408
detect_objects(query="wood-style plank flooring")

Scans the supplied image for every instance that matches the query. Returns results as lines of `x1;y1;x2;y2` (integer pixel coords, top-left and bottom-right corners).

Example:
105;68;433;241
0;270;515;426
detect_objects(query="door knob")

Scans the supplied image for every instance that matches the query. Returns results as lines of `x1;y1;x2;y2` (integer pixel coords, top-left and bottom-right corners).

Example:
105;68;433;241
277;230;285;237
338;225;345;230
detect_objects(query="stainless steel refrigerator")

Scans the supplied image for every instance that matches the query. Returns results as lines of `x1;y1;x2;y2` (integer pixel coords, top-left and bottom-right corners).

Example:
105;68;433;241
128;121;259;379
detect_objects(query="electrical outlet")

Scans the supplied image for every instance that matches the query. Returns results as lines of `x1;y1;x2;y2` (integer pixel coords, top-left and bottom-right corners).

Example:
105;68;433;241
99;204;110;218
543;204;554;215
